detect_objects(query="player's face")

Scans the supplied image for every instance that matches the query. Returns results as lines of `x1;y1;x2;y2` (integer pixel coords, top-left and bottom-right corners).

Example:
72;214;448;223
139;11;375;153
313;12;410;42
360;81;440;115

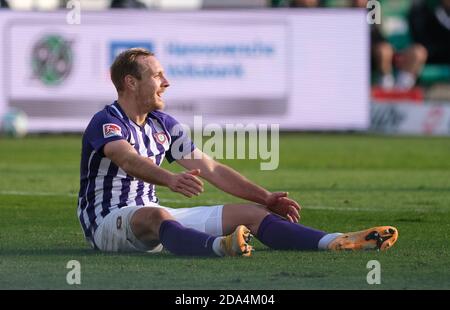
135;55;170;111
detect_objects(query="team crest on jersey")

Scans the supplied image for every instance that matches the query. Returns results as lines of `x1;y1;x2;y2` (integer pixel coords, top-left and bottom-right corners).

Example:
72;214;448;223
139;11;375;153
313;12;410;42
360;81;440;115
153;132;167;145
103;123;122;138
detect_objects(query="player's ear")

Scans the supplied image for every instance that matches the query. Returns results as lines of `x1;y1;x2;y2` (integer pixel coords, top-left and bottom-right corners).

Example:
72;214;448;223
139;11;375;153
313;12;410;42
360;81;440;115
124;75;137;91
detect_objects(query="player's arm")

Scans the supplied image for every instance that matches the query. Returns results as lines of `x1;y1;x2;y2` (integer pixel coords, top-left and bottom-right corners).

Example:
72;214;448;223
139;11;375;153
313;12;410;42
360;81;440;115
177;148;300;222
103;140;203;198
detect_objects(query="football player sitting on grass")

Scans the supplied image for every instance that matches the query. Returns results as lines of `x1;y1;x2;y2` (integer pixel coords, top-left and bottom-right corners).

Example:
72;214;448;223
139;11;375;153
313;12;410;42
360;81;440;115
77;48;398;256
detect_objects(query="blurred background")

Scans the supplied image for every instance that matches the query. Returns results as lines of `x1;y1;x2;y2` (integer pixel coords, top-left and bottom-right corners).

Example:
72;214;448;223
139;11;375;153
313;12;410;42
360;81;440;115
1;0;450;136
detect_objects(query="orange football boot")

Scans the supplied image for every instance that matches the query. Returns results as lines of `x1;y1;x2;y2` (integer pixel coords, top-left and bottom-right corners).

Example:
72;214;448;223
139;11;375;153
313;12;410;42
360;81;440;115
220;225;253;257
328;226;398;251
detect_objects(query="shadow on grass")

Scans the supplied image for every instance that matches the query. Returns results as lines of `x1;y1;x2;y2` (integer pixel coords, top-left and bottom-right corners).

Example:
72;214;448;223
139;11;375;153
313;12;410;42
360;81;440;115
0;246;314;260
0;248;235;260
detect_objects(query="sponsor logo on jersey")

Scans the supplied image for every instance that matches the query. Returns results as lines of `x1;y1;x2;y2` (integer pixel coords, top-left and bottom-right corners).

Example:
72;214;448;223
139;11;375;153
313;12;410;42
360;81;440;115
103;123;122;138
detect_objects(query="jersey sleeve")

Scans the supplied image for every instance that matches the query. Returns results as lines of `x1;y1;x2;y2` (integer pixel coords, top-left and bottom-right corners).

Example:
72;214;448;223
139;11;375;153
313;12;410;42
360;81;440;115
84;111;129;155
159;113;195;163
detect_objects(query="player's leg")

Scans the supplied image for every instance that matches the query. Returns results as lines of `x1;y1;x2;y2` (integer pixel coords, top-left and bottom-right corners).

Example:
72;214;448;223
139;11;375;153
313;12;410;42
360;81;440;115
93;206;164;252
94;206;219;256
222;204;327;250
258;214;399;251
222;204;399;251
130;205;251;256
130;206;221;256
165;205;253;256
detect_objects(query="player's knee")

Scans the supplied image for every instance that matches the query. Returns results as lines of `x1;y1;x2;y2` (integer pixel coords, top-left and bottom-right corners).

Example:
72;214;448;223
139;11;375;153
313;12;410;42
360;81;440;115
223;204;269;234
250;204;270;217
131;207;173;241
242;205;270;233
149;207;173;223
224;203;267;218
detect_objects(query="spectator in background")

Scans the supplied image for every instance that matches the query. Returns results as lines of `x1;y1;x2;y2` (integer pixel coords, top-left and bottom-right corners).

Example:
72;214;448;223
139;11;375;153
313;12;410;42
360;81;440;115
409;0;450;66
291;0;321;7
110;0;147;9
353;0;427;90
271;0;321;8
0;0;9;9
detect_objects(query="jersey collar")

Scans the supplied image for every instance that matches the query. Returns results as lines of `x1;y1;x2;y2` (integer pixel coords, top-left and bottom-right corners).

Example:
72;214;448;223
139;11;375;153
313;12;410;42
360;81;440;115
110;101;127;120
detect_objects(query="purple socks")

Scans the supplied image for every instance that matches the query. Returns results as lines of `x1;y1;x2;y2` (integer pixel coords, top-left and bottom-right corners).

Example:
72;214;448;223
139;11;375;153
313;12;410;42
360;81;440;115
158;215;327;256
257;214;327;250
159;220;217;256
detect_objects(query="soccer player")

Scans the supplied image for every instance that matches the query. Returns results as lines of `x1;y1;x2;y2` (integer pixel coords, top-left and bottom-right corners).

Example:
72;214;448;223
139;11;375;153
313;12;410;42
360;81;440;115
77;48;398;256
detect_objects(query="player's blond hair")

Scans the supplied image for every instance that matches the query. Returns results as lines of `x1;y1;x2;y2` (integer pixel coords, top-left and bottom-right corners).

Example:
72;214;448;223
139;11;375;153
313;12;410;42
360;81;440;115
110;48;154;92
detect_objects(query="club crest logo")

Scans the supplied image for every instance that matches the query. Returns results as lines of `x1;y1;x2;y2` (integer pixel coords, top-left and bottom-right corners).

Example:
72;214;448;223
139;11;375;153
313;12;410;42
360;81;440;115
103;123;122;138
153;132;167;145
31;34;73;86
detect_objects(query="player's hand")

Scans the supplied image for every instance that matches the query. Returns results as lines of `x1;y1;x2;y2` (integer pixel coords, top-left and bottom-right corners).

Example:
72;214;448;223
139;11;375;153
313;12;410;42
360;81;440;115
168;169;204;198
265;192;301;223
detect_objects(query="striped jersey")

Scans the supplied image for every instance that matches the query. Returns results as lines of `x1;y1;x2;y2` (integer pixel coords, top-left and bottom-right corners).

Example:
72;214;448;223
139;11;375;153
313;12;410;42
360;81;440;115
77;101;194;245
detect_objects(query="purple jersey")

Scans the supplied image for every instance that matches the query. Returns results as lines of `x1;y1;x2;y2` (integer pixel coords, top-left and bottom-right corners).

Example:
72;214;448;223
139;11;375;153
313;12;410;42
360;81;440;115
77;101;194;245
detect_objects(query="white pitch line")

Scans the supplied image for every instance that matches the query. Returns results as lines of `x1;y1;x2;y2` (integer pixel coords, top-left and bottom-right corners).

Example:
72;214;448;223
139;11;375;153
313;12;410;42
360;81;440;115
0;190;77;197
306;205;379;212
159;199;436;213
0;191;444;213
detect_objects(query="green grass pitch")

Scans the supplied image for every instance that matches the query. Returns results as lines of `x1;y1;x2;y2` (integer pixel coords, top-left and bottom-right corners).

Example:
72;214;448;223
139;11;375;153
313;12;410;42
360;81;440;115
0;133;449;289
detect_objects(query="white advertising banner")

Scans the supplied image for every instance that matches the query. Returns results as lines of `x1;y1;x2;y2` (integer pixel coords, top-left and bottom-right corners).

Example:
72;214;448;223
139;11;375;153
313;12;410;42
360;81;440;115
371;102;450;136
0;9;369;132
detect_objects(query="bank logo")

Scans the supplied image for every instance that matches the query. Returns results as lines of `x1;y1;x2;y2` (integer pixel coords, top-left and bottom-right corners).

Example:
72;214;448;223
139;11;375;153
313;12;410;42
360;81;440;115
110;41;154;64
31;34;73;86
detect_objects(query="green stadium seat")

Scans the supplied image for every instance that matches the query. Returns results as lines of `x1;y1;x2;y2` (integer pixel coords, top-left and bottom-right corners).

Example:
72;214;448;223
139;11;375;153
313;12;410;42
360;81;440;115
322;0;349;7
270;0;290;7
419;65;450;85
